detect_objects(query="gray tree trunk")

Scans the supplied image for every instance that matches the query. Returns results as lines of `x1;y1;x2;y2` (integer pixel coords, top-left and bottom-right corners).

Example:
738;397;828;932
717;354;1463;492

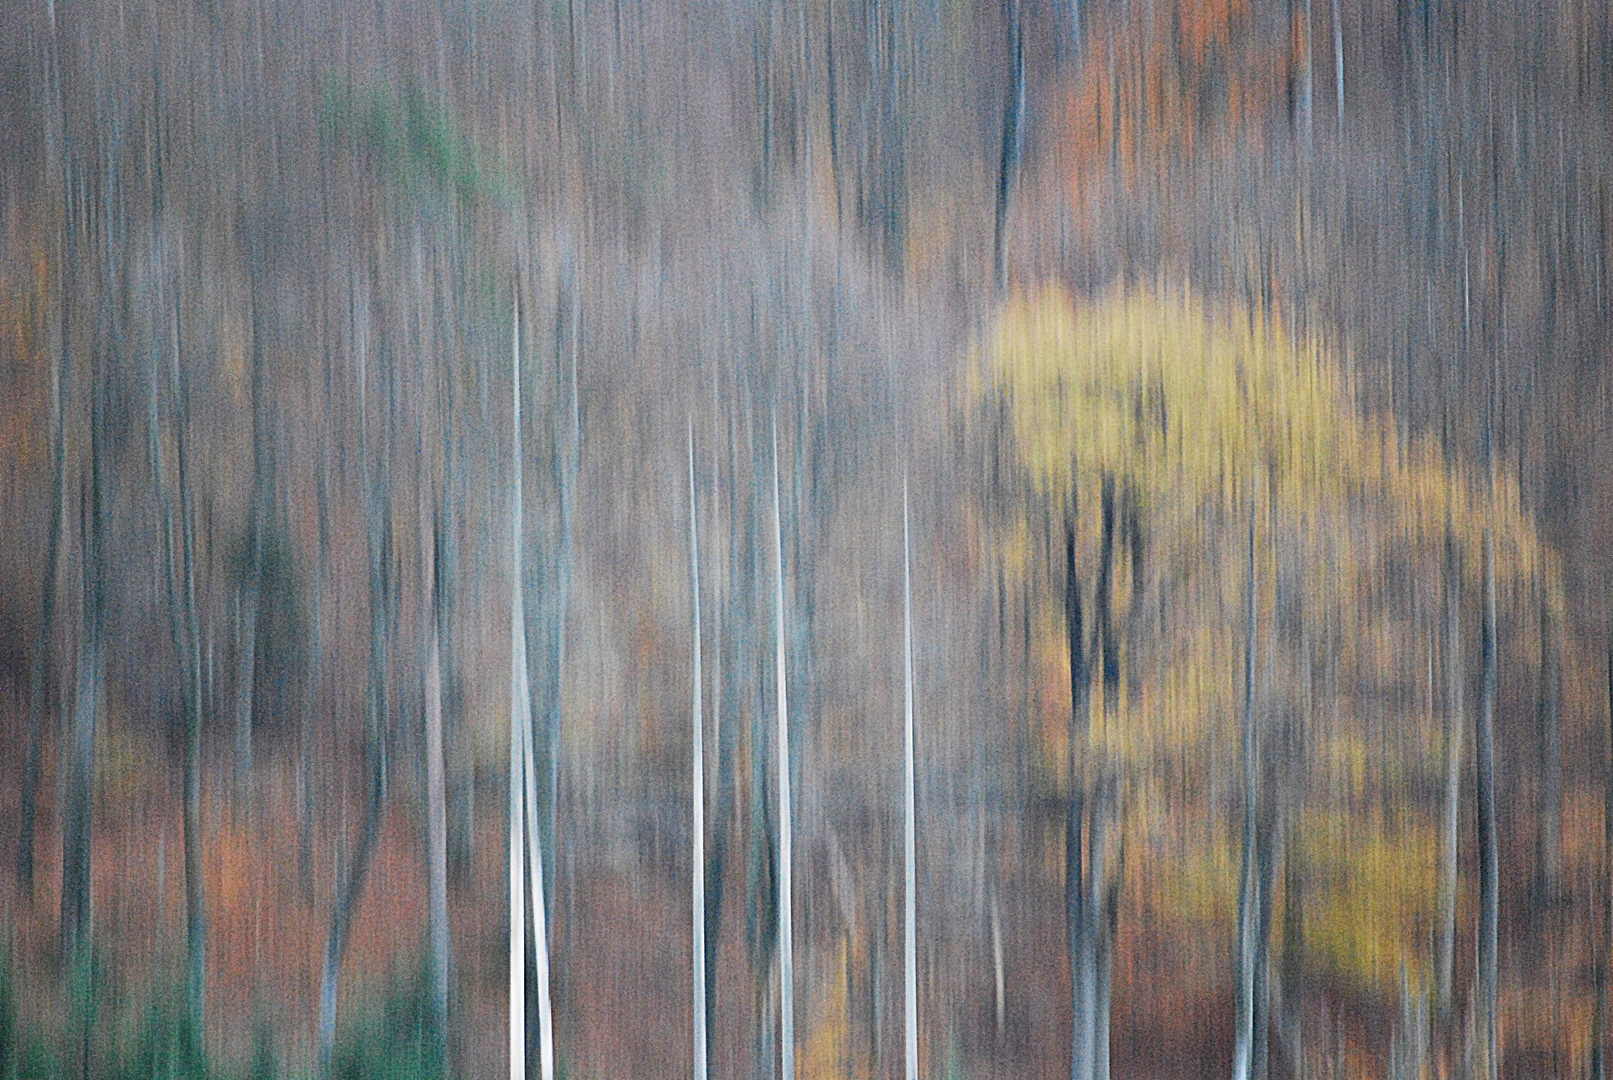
1437;531;1462;1021
690;426;708;1080
424;507;450;1049
509;288;529;1080
992;0;1023;294
1536;601;1561;900
318;283;390;1076
1233;511;1258;1080
1065;505;1091;1080
18;320;66;897
903;477;918;1080
1476;526;1498;1080
772;421;796;1080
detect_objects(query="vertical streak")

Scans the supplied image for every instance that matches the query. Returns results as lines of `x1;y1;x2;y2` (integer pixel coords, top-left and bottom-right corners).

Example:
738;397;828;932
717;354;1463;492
691;424;708;1080
510;287;527;1080
1232;506;1257;1080
1331;0;1344;141
512;286;556;1080
773;420;795;1080
1477;527;1498;1080
523;577;555;1080
903;476;918;1080
1438;531;1462;1018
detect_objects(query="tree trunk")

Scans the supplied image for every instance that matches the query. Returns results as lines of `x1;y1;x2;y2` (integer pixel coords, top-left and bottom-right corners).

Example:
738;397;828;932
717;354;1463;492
992;0;1024;294
22;0;68;906
301;447;331;903
1536;600;1561;901
235;317;268;810
59;590;98;966
165;293;209;1047
17;320;65;898
690;427;708;1080
1598;642;1612;1080
62;360;108;967
1233;511;1258;1080
902;477;918;1080
319;283;390;1076
1476;527;1498;1080
424;508;450;1049
1065;504;1091;1080
772;420;797;1080
233;573;260;808
1437;531;1462;1021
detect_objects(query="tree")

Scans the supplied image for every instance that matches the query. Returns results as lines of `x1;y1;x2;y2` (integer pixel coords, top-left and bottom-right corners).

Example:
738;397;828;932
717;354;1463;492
902;475;918;1080
690;425;709;1080
510;284;556;1080
318;273;392;1075
15;240;61;901
151;282;208;1052
975;283;1565;1078
772;420;797;1080
423;493;450;1051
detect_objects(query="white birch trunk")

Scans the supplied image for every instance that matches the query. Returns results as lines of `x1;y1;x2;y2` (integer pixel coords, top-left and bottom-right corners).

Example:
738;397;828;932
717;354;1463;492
772;421;795;1080
510;288;528;1080
511;288;555;1080
903;477;919;1080
690;425;708;1080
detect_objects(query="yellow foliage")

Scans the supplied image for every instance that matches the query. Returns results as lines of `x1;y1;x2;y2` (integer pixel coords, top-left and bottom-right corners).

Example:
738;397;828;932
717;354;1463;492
1298;811;1438;992
976;283;1559;631
801;934;862;1080
972;283;1565;995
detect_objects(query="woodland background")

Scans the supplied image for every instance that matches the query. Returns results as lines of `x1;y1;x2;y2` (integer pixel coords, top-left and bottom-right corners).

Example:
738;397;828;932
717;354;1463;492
0;0;1610;1077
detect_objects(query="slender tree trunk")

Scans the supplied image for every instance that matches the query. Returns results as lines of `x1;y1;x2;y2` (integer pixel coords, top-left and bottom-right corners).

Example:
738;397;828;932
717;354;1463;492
1233;511;1258;1080
538;271;579;941
902;476;918;1080
510;285;555;1080
1252;795;1277;1080
772;420;796;1080
510;288;528;1080
1087;775;1109;1080
1096;477;1118;697
165;292;208;1047
18;336;65;897
60;577;98;966
1536;600;1560;900
301;448;331;903
1597;642;1612;1080
235;321;268;808
22;0;69;904
233;571;260;807
521;547;555;1080
1065;504;1091;1080
704;414;738;1055
1438;531;1462;1020
319;286;390;1076
62;358;108;968
992;0;1024;294
1476;527;1498;1080
690;426;708;1080
1279;806;1304;1073
424;506;450;1049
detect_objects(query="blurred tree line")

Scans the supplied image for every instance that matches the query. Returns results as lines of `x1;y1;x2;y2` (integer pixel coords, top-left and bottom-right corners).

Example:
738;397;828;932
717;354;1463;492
0;0;1608;1077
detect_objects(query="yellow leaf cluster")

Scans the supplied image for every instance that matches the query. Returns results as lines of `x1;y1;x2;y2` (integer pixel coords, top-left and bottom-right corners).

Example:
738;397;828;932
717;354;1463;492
972;283;1565;993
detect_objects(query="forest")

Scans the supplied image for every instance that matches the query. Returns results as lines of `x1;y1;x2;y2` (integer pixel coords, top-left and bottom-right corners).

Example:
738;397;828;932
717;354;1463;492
0;0;1609;1077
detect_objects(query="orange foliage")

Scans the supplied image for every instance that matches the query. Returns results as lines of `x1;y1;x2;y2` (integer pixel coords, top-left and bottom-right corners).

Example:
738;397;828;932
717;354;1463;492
1061;0;1294;202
